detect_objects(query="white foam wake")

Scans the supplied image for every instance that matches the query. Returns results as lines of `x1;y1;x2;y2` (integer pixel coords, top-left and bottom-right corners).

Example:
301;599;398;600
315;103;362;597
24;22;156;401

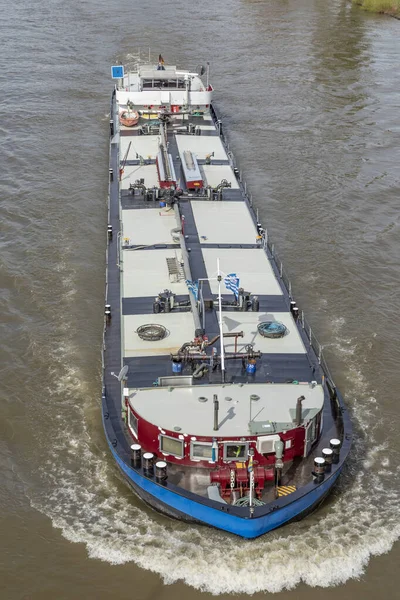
28;302;400;594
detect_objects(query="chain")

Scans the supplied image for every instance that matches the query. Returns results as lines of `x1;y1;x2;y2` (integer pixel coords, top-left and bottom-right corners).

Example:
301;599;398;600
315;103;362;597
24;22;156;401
230;469;236;490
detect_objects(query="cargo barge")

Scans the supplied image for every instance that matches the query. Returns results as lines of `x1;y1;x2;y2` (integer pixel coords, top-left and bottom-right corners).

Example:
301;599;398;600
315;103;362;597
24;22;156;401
102;56;352;538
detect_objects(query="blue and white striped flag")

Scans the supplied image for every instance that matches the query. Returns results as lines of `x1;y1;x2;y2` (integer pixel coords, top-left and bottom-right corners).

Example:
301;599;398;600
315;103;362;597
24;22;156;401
224;273;240;299
186;280;199;300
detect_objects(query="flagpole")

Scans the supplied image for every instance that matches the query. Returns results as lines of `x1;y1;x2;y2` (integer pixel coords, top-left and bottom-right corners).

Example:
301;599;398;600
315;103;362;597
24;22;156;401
217;258;225;382
248;448;255;512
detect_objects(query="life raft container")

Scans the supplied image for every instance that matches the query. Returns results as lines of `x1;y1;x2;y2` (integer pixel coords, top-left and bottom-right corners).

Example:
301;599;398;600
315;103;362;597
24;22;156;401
119;110;139;127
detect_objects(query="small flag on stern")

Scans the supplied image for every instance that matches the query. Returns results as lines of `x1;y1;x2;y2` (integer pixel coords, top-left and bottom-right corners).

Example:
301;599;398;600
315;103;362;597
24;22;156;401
224;273;240;299
186;280;199;300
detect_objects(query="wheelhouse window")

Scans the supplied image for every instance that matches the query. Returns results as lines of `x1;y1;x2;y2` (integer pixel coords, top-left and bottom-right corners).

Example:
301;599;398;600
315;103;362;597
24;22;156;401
223;442;248;461
128;410;138;438
160;434;184;458
190;442;213;461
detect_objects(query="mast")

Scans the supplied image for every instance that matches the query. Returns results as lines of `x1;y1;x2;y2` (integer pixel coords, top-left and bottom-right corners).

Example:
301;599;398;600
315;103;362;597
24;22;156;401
217;258;226;382
159;122;172;182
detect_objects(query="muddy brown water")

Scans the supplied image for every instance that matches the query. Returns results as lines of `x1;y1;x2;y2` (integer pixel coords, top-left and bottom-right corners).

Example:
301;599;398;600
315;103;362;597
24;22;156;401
1;0;400;598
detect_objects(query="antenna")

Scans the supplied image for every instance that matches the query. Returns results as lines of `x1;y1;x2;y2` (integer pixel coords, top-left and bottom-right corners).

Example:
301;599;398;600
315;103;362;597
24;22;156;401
111;365;129;381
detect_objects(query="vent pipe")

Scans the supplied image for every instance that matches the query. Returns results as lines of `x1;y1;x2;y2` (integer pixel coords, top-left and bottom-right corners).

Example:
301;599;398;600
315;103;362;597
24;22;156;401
213;394;219;431
296;395;306;426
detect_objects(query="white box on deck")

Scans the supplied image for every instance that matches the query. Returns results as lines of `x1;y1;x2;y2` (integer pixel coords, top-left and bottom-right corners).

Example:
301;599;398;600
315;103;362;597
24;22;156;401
201;165;240;189
123;312;195;358
121;207;178;246
175;135;228;160
219;311;306;355
191;201;257;245
122;249;188;297
120;164;159;189
202;248;283;296
120;135;161;161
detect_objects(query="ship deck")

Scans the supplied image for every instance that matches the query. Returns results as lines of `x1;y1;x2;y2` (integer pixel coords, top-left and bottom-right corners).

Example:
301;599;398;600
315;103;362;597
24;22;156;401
101;76;350;517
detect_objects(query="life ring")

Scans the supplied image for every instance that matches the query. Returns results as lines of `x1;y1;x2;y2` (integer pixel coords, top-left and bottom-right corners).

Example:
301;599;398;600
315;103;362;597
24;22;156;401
119;110;139;127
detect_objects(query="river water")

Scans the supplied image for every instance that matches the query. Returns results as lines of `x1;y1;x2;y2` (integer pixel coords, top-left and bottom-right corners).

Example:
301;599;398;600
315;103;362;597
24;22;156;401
1;0;400;598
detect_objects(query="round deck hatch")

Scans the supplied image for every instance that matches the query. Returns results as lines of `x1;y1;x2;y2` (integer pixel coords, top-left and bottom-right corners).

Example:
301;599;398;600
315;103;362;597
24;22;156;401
257;321;287;338
136;323;168;341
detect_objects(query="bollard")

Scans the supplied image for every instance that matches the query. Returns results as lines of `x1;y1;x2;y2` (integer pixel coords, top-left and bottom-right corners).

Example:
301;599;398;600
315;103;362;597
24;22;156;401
330;438;341;464
313;457;325;482
322;448;333;472
143;452;154;475
155;460;168;481
130;444;142;468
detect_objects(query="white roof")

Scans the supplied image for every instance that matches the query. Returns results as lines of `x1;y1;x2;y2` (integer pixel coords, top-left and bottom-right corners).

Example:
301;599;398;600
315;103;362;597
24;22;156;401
138;66;197;78
220;311;306;355
175;135;228;160
122;207;178;246
192;201;257;245
202;248;284;296
122;249;187;297
128;383;324;437
124;313;195;357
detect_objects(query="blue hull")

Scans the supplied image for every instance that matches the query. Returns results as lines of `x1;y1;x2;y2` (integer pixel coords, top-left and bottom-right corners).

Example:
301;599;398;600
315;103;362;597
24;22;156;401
109;442;342;539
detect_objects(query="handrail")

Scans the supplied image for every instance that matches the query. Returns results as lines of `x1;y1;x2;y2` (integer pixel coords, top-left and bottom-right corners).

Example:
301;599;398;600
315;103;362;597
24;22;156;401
116;231;122;269
210;102;337;389
265;237;336;387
